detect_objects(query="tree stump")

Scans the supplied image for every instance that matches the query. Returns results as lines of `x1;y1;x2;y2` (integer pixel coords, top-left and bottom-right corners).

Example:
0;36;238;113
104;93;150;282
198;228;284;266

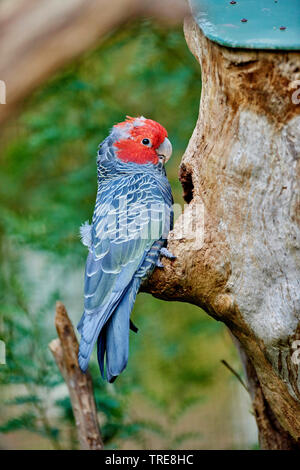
143;17;300;449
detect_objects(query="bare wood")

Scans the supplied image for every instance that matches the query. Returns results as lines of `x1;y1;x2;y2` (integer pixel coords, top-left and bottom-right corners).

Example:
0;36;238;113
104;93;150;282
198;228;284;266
49;301;103;450
0;0;187;125
143;17;300;448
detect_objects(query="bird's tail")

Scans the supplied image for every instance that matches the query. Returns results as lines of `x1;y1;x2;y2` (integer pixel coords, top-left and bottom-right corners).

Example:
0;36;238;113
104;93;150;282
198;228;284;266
97;277;141;382
77;294;120;373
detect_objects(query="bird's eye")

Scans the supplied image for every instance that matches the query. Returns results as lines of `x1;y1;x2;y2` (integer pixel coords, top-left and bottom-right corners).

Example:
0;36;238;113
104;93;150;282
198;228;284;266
141;138;151;146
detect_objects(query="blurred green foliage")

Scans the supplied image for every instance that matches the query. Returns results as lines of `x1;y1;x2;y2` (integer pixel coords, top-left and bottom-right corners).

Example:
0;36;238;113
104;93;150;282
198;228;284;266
0;20;200;257
0;19;243;449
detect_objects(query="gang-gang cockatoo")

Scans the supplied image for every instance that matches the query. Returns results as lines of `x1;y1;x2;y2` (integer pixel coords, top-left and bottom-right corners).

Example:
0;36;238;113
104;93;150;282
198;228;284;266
78;116;174;382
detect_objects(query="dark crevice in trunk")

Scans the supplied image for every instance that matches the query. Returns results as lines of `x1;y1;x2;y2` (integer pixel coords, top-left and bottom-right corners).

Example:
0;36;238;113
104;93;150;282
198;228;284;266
179;163;194;203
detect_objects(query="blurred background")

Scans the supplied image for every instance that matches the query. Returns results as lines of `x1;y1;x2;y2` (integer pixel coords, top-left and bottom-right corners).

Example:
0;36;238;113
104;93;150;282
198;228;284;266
0;16;258;449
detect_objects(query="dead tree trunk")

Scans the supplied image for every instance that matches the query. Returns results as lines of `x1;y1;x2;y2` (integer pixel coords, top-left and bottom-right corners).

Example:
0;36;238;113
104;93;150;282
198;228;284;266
143;17;300;449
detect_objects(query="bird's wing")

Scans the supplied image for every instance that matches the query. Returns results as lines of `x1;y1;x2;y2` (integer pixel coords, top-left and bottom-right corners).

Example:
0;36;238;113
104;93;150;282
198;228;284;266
78;172;172;371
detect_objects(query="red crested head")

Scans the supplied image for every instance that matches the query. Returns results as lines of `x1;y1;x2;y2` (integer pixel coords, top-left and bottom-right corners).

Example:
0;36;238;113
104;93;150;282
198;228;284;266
113;116;172;165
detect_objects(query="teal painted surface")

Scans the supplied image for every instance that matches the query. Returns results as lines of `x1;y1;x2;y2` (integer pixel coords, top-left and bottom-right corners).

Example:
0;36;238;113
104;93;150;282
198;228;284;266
190;0;300;50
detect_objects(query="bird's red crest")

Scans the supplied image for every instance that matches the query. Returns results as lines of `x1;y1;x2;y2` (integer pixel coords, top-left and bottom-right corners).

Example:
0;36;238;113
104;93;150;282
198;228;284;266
113;116;168;165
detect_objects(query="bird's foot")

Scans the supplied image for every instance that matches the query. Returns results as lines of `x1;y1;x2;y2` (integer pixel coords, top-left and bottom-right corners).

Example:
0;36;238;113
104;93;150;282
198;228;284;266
156;258;165;268
156;247;176;268
160;247;176;260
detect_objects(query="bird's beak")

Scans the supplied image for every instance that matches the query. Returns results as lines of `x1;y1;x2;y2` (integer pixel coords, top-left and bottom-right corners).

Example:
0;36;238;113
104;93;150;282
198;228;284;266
157;137;172;163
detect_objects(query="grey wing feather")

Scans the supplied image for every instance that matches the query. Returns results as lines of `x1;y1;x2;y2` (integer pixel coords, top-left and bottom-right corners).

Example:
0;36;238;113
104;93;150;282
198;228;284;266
78;173;171;372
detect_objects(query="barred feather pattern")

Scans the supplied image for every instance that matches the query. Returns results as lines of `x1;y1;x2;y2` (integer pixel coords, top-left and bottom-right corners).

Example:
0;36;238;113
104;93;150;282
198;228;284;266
78;125;173;382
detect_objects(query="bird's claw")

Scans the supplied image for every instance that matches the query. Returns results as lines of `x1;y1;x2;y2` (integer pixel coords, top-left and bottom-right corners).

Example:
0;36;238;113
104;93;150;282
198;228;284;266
156;258;165;268
160;247;176;260
156;247;176;268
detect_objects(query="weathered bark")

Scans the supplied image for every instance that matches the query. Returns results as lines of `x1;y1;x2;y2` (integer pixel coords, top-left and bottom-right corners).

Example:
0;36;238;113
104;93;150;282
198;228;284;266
236;338;300;450
0;0;186;125
49;301;103;450
143;17;300;448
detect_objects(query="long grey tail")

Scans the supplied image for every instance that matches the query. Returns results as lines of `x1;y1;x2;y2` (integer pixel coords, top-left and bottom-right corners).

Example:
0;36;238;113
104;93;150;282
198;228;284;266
97;277;141;383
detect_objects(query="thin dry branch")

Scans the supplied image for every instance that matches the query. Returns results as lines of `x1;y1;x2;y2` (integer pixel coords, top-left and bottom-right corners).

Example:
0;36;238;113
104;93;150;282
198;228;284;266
49;301;103;450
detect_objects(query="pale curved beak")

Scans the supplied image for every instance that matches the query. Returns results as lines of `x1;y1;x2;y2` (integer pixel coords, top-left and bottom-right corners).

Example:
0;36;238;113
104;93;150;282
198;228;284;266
157;137;172;163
